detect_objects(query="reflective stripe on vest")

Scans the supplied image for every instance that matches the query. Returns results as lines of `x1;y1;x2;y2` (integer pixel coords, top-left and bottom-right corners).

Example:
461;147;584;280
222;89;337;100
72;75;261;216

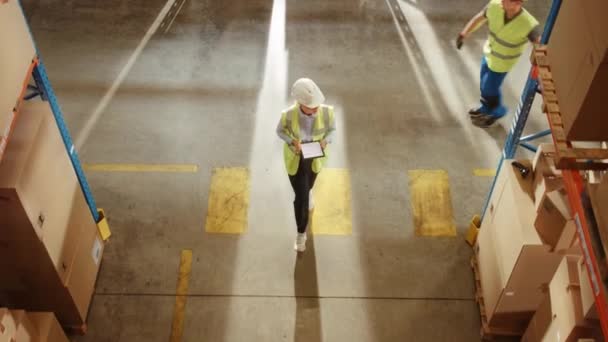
490;49;522;60
483;0;538;73
488;31;527;49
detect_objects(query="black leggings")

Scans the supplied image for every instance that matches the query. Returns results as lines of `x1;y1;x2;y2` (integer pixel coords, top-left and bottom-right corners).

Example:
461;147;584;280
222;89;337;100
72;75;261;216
288;158;318;233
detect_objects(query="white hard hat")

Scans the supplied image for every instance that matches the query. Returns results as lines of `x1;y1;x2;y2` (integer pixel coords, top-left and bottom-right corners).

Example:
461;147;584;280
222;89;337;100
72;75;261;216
291;78;325;108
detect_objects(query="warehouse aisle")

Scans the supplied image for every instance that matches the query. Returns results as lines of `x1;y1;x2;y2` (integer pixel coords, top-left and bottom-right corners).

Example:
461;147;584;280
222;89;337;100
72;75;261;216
22;0;551;341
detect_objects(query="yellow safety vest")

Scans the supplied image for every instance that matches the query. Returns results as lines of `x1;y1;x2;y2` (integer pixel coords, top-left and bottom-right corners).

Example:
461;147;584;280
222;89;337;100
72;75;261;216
281;104;335;176
484;0;538;73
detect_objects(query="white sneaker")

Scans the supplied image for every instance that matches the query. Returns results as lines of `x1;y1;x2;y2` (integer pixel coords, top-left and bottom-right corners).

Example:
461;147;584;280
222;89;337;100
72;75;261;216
294;233;307;252
309;190;315;210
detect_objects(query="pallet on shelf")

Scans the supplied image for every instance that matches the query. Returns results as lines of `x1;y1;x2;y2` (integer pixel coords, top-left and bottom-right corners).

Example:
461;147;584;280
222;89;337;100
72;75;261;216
534;46;608;171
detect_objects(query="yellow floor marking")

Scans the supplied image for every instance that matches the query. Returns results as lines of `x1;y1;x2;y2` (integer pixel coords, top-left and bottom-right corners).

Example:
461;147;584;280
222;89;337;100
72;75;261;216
205;167;250;234
311;169;352;235
473;168;496;177
169;249;192;342
83;163;198;173
408;170;457;237
96;208;112;241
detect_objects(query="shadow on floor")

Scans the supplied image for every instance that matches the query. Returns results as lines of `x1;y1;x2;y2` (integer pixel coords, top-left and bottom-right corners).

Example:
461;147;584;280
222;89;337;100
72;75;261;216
294;231;323;342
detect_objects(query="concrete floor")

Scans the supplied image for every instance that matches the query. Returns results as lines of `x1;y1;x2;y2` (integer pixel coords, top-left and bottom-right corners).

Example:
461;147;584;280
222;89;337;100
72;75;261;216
21;0;553;341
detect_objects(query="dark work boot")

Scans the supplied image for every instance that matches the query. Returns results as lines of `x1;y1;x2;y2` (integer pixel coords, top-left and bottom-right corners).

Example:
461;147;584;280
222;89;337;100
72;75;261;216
468;106;484;117
471;114;499;128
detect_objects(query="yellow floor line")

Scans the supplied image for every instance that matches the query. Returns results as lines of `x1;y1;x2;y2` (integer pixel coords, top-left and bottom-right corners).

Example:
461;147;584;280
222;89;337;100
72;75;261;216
169;249;192;342
473;169;496;177
83;163;198;173
408;170;457;237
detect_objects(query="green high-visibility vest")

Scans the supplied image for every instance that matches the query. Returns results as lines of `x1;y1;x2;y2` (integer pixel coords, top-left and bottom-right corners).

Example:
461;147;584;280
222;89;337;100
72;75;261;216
281;104;335;176
484;0;538;73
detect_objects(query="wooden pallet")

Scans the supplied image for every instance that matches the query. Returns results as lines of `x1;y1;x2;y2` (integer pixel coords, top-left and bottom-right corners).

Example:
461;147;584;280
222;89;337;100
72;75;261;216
470;252;523;340
534;46;608;170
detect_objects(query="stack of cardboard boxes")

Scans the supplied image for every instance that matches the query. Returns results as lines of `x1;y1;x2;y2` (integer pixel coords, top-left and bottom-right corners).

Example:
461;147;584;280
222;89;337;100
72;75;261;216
477;158;564;334
516;0;608;337
475;144;602;339
532;144;577;254
1;1;104;335
522;256;602;342
1;308;69;342
0;100;104;328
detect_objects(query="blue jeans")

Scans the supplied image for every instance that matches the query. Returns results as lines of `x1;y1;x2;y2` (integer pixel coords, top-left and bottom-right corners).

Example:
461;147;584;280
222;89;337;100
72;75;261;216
479;57;508;118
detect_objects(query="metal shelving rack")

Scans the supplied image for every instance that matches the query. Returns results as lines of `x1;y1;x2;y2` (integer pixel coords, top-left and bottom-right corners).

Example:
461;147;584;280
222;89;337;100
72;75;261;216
2;1;99;222
479;0;608;337
31;61;100;222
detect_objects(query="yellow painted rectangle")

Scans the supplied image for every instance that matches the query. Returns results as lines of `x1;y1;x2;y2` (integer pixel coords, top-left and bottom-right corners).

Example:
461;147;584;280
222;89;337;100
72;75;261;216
170;249;192;342
205;167;250;234
408;170;457;237
473;169;496;177
311;168;352;235
83;163;198;173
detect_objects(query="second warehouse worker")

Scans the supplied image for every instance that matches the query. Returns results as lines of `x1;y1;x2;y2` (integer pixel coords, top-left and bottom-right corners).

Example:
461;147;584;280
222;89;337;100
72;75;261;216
277;78;336;252
456;0;540;127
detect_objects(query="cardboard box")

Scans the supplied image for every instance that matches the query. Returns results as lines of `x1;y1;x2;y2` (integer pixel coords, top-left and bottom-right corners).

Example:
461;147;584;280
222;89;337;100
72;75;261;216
535;189;572;249
0;0;37;142
547;0;608;141
588;178;608;262
523;256;600;342
0;101;104;327
488;161;549;284
0;188;103;327
65;221;105;319
477;160;564;333
567;65;608;141
555;220;578;253
11;310;38;342
0;197;83;327
0;308;18;341
1;310;31;342
581;0;608;54
2;310;68;342
533;144;562;178
0;101;84;283
534;175;564;211
547;256;598;341
577;258;599;321
0;259;26;292
28;312;69;342
521;294;553;342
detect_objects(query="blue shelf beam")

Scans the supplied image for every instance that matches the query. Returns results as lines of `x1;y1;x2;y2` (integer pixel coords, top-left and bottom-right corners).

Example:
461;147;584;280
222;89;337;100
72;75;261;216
519;129;552;143
32;61;100;222
519;142;538;153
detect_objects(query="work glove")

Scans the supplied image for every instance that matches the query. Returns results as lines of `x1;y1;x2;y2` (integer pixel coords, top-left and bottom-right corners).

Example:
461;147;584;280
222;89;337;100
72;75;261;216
456;33;465;50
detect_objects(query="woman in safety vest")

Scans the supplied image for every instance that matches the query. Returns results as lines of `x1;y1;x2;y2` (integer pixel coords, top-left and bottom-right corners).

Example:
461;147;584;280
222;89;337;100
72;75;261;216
456;0;540;127
276;78;336;252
